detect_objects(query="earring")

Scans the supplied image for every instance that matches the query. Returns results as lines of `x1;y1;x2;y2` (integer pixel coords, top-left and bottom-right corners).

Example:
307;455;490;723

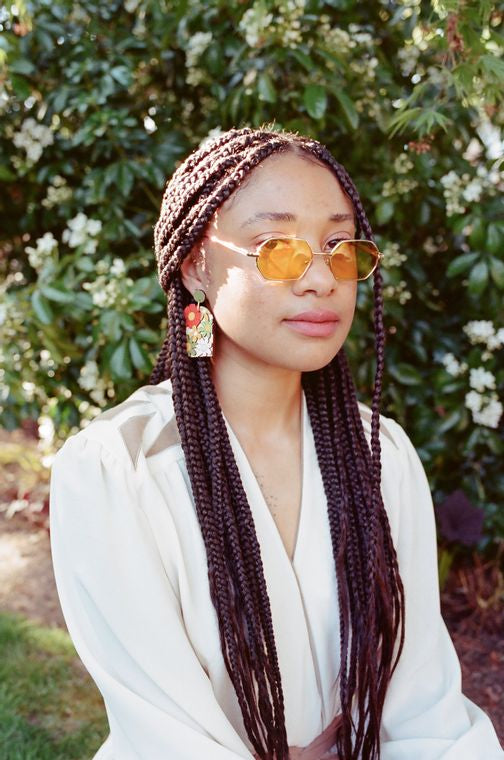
184;289;214;358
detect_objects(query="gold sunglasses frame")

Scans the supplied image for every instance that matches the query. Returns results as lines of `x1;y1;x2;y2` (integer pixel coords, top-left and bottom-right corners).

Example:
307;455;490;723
208;235;382;282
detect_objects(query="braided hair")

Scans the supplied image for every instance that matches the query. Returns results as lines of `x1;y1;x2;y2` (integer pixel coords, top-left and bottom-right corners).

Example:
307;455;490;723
150;127;405;760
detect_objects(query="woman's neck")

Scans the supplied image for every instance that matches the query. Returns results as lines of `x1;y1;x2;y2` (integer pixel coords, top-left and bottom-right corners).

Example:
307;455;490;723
211;348;302;444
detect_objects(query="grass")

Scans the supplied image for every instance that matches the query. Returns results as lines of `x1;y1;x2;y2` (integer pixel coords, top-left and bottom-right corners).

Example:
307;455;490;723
0;611;108;760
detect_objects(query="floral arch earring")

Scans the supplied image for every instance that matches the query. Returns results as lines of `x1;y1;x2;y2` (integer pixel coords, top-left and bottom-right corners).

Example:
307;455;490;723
184;289;214;358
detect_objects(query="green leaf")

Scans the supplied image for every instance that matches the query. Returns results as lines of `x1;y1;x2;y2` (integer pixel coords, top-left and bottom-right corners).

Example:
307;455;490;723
290;48;315;72
303;84;327;120
467;261;489;295
469;217;486;248
446;252;479;278
333;89;358;129
9;58;36;76
110;65;132;87
257;73;277;103
40;285;74;304
136;328;161;343
109;339;132;380
486;222;503;255
489;257;504;289
129;337;151;371
100;311;123;342
437;409;463;435
375;200;394;225
76;257;95;272
0;165;16;181
389;363;423;386
31;291;53;325
10;74;32;99
480;54;504;81
117;162;135;197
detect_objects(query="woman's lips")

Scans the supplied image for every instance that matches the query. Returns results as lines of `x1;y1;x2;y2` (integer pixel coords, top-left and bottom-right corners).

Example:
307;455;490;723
283;310;340;337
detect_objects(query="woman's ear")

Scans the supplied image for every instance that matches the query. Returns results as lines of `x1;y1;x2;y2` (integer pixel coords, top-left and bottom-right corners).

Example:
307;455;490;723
180;243;207;295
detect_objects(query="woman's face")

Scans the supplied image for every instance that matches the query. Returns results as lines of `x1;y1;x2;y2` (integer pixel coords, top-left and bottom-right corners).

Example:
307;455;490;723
181;151;358;373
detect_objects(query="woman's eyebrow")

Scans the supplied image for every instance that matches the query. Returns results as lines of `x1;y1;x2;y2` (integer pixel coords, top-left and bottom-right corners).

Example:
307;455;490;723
240;211;354;227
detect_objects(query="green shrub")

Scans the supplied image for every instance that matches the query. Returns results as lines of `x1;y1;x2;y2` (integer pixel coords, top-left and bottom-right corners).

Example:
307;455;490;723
1;0;503;549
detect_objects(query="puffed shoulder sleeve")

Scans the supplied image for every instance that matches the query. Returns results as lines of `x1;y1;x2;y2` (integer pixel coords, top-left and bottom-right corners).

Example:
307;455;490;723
379;419;503;759
50;433;253;760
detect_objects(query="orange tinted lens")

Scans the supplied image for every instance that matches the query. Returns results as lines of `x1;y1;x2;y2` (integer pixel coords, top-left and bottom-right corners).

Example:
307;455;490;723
330;241;379;280
257;238;312;280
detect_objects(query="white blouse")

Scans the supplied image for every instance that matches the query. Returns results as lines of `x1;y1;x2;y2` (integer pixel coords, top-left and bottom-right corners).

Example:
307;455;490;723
49;379;503;759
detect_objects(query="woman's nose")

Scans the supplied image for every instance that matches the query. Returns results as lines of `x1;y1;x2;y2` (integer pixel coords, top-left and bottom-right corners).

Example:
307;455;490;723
291;251;336;296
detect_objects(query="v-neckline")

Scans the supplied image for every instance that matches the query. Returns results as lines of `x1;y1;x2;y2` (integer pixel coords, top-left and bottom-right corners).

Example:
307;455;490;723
222;394;307;567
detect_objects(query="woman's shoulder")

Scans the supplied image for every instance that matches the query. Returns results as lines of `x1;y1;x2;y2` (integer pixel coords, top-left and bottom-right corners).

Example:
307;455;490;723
56;379;181;473
357;400;410;455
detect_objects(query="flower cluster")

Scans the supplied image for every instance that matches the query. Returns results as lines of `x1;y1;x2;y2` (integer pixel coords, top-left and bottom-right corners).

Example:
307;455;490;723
380;242;407;269
463;320;504;353
274;0;305;48
12;118;54;164
318;22;353;55
82;259;131;309
440;166;502;217
25;232;58;271
440;319;503;429
78;359;112;406
184;31;213;86
349;56;379;82
465;392;502;429
397;44;420;77
41;175;72;209
393;153;414;174
239;3;274;47
441;352;468;377
382;177;418;197
382;280;412;304
62;212;102;254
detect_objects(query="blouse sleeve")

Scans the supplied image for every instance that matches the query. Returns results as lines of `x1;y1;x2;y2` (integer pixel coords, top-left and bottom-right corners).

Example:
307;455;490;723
379;420;503;759
50;433;254;760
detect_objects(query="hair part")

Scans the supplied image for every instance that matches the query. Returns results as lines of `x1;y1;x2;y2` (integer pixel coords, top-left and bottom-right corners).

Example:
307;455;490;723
151;127;404;759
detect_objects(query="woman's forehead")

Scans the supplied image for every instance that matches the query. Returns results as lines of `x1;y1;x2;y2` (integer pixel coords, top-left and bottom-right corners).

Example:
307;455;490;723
213;152;355;230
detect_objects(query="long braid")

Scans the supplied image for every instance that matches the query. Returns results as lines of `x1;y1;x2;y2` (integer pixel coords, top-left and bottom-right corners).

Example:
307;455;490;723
151;127;405;759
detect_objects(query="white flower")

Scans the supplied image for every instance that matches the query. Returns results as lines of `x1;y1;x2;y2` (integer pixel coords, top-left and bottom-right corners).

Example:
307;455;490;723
38;414;55;444
393;153;414;174
462;179;483;203
469;367;496;392
463;320;495;345
42;175;72;209
472;398;503;429
441;352;468;377
110;258;126;277
78;360;99;391
22;381;36;402
25;232;58;271
62;213;102;252
85;218;102;236
185;32;212;68
12;118;54;164
239;3;273;47
485;327;504;352
465;390;483;413
381;242;407;268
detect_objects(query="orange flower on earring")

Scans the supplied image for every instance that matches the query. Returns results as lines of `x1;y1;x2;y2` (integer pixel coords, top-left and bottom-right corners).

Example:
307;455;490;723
184;304;202;328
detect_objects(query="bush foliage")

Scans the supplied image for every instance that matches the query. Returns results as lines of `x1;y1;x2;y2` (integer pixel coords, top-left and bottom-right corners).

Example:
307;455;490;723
1;0;503;549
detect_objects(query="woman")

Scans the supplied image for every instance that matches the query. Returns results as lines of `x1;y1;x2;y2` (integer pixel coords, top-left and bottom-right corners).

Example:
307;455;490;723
50;127;503;759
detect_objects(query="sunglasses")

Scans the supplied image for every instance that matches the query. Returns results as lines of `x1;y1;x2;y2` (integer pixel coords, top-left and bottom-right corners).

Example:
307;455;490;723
208;235;382;282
